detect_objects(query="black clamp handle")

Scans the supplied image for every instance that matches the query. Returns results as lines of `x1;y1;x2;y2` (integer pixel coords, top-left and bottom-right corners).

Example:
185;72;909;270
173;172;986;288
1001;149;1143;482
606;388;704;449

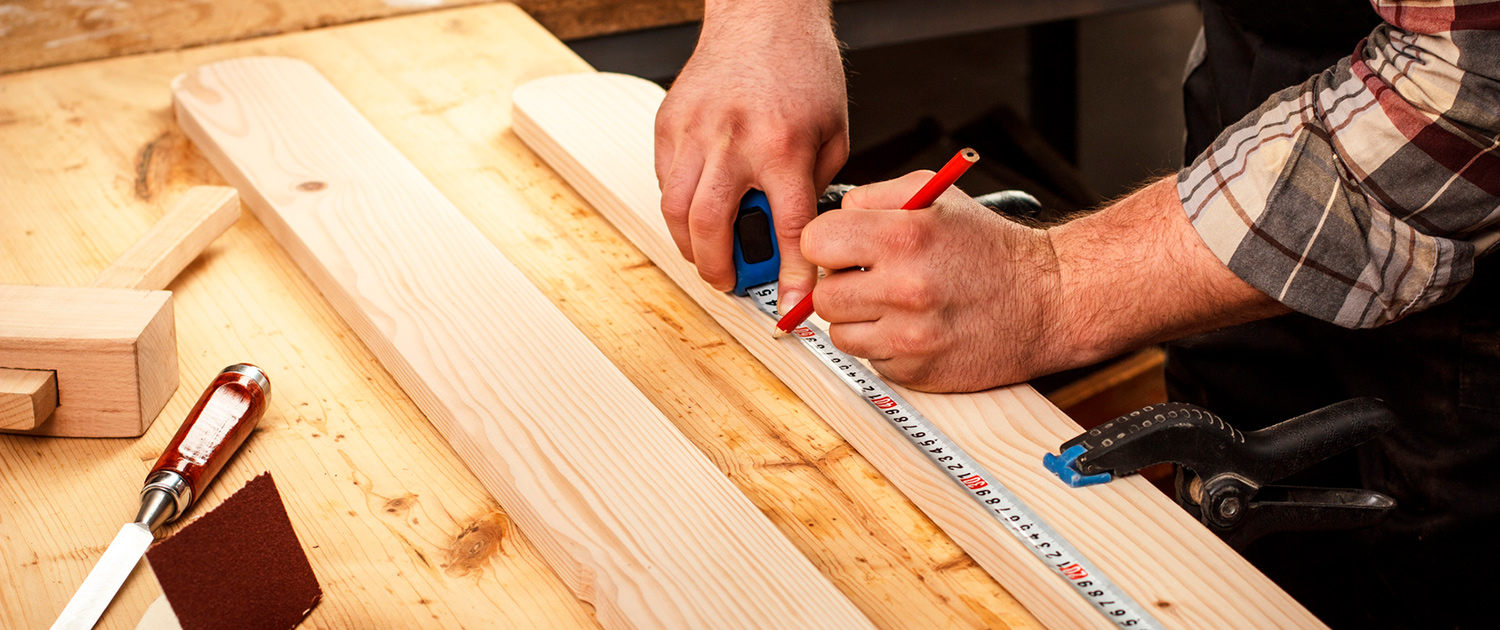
1046;398;1399;548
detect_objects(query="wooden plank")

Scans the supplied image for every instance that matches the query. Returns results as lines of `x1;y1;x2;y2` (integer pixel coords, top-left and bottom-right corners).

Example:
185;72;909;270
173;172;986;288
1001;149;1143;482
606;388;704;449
173;56;872;630
2;6;1038;628
0;0;702;76
0;368;57;431
0;284;176;437
90;186;241;291
513;72;1325;630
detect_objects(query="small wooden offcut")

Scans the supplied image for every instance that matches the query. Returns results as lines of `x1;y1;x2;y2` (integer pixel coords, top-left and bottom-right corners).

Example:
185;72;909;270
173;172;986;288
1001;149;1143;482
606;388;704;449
0;369;57;431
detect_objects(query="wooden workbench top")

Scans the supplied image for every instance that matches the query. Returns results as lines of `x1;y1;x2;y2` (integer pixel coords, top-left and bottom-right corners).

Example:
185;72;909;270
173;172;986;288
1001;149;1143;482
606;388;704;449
0;5;1038;628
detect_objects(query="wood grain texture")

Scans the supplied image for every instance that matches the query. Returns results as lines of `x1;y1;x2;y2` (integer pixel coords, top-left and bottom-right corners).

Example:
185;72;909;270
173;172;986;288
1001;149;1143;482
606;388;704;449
0;0;702;75
0;284;176;437
173;55;872;630
2;6;1039;629
0;367;57;430
513;72;1326;630
90;186;241;291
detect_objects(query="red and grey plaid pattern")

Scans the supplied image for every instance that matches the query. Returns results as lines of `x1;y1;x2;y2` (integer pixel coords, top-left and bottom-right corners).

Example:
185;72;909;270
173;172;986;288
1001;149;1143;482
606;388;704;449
1178;1;1500;328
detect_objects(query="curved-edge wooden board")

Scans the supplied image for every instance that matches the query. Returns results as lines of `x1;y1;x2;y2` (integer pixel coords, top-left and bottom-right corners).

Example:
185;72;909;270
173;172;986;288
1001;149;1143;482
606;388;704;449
513;72;1326;630
173;57;873;630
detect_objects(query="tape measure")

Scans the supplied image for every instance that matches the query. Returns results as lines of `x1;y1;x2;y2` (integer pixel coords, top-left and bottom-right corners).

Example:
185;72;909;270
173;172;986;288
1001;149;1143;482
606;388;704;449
731;190;779;296
746;282;1163;630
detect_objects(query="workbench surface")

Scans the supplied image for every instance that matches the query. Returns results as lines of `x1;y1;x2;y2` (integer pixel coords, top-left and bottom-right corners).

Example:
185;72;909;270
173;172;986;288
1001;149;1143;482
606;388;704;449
0;5;1040;628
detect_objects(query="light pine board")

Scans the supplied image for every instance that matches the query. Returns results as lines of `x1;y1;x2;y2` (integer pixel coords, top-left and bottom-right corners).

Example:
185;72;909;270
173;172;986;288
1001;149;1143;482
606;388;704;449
173;56;873;630
1;6;1039;629
513;72;1326;630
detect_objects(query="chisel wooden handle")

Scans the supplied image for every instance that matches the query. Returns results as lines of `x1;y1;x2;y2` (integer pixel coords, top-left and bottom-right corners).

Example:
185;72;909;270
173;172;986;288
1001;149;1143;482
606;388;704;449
143;364;270;524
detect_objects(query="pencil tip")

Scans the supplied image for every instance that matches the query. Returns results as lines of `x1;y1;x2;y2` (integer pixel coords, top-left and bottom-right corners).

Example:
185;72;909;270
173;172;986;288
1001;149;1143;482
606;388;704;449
771;328;787;339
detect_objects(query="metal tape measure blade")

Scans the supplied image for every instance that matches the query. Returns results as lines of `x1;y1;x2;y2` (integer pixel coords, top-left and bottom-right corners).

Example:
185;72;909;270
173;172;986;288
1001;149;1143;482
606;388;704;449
748;282;1163;630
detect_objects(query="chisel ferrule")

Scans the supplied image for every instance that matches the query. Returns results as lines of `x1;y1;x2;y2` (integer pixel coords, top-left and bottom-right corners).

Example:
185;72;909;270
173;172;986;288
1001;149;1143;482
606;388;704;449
139;470;192;529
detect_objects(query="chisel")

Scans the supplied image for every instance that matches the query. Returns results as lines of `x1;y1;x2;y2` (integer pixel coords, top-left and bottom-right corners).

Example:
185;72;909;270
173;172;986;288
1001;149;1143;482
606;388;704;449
51;363;271;630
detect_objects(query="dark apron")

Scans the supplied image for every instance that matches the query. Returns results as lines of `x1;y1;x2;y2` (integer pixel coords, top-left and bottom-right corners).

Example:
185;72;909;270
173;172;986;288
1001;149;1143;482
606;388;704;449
1172;2;1500;628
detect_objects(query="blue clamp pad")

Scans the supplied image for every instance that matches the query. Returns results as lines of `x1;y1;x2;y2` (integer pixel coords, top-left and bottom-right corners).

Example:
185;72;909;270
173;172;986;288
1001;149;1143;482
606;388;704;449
1043;444;1114;488
731;190;780;296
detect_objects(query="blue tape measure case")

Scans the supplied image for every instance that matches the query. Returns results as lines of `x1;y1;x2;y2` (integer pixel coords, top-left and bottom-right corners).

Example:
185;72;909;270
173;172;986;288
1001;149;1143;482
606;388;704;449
731;190;780;295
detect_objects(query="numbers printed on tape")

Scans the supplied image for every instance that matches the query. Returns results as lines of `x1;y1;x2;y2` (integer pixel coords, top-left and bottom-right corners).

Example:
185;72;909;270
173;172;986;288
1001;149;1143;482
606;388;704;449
750;283;1163;630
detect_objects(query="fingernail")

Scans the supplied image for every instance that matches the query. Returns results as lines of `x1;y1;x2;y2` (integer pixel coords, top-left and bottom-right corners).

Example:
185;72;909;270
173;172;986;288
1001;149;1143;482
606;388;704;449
780;291;805;315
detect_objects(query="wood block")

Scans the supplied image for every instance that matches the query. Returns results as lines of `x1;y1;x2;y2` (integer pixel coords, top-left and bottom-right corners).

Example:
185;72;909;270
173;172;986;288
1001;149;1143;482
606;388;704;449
0;284;176;437
173;56;874;629
0;368;58;431
90;186;241;292
513;72;1326;630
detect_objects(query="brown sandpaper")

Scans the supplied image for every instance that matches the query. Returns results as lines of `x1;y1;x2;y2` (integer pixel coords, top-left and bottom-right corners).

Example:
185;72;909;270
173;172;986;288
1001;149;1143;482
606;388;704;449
146;472;321;630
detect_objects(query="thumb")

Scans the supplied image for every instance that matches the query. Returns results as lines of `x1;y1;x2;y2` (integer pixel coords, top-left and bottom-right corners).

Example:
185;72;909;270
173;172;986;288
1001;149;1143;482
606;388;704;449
761;169;819;314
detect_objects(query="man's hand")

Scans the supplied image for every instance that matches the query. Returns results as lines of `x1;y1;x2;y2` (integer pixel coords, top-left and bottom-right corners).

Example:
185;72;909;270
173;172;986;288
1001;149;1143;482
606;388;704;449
801;172;1064;391
802;176;1287;393
654;0;848;310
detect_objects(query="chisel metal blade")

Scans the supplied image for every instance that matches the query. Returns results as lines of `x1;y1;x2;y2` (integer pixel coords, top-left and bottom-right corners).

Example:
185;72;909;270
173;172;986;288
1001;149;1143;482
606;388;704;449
50;522;153;630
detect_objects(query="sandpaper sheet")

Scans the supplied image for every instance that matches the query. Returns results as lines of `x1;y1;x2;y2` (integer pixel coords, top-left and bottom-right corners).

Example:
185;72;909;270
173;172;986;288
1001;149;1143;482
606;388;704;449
146;472;320;630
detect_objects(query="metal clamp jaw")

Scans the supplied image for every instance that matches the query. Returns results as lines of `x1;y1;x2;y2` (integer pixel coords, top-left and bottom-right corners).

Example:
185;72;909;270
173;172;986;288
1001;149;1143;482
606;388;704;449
1044;397;1399;548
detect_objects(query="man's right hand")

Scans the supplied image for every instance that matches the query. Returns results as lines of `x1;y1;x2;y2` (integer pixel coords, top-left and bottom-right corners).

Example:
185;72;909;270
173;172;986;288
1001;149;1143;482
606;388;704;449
654;0;849;312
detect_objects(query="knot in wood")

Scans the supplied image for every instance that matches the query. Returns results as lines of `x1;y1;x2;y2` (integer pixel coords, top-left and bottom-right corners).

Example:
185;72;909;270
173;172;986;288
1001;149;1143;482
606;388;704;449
443;512;508;578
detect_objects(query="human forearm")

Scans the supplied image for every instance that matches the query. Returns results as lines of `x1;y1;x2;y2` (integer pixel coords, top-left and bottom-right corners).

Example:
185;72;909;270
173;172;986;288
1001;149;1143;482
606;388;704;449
800;175;1284;392
1046;177;1288;367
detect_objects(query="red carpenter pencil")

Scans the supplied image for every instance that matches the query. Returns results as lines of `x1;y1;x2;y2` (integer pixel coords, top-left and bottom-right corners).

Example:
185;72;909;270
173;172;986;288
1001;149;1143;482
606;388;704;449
773;148;979;337
774;290;818;337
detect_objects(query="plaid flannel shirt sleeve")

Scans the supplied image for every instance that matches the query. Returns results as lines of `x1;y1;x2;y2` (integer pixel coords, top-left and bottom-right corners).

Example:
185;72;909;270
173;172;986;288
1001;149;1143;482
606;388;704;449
1178;1;1500;328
